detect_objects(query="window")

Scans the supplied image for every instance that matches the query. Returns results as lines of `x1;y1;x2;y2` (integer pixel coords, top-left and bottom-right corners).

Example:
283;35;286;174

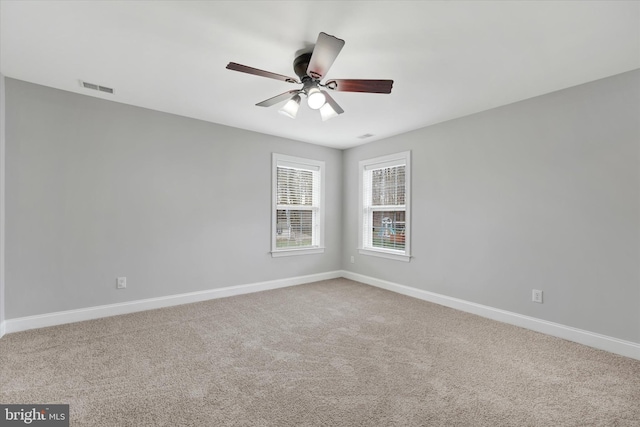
272;154;325;257
359;151;411;262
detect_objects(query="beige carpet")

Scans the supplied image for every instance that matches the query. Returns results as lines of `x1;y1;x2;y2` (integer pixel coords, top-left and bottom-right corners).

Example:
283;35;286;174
1;278;639;426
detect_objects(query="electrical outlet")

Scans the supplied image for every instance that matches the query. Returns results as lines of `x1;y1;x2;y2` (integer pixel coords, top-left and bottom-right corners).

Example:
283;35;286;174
116;277;127;289
350;255;355;264
532;289;543;303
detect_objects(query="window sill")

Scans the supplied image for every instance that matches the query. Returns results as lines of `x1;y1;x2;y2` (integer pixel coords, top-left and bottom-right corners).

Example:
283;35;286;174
271;247;325;257
358;248;411;262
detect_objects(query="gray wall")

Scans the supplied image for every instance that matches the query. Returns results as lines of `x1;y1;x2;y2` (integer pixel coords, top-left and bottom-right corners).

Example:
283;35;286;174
0;75;5;329
5;78;342;319
5;71;639;345
342;70;640;343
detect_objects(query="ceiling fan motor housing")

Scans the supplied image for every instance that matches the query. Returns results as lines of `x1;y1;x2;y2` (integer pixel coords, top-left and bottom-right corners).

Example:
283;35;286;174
293;52;314;80
295;52;324;103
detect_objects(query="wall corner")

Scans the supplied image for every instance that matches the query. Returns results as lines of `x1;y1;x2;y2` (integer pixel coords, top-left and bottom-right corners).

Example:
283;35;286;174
0;73;6;337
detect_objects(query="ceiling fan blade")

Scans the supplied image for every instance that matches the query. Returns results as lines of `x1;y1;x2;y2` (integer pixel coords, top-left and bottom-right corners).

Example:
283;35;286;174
320;90;344;121
324;79;393;94
226;62;300;84
256;90;302;107
306;32;345;80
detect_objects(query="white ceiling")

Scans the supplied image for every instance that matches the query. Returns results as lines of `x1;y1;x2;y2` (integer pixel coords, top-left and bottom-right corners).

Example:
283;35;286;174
1;1;639;149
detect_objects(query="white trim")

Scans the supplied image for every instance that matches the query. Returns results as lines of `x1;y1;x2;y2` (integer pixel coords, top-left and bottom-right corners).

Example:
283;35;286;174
271;247;325;257
361;152;410;170
272;153;325;257
358;248;410;262
4;271;342;334
3;269;639;362
358;151;411;261
341;271;640;361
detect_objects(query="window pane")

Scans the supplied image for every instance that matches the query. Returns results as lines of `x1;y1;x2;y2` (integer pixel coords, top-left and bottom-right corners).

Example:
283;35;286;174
276;209;314;248
372;166;405;206
273;154;324;256
277;167;314;206
371;211;405;250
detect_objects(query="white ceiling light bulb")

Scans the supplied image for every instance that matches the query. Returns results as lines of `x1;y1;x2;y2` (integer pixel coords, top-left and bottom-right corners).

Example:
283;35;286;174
306;87;326;109
278;94;301;118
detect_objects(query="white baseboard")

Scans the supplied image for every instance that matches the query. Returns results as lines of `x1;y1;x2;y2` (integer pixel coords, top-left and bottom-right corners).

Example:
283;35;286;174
4;270;342;334
4;269;639;361
342;271;640;361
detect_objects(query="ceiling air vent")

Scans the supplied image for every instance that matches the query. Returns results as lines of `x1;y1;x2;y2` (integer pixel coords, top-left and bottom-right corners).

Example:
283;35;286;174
80;80;114;94
357;133;374;139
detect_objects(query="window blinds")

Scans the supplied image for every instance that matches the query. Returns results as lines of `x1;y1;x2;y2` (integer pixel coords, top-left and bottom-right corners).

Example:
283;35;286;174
276;166;320;249
363;164;406;251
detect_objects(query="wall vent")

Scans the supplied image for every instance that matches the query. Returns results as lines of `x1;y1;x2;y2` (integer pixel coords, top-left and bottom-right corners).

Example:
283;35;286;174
80;80;114;94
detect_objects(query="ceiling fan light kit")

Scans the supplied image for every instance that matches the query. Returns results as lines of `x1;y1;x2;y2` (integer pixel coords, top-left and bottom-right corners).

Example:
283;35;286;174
319;90;344;121
278;94;301;119
226;32;393;121
306;87;326;110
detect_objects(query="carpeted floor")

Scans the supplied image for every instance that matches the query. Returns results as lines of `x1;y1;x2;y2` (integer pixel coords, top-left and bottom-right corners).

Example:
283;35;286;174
1;278;639;426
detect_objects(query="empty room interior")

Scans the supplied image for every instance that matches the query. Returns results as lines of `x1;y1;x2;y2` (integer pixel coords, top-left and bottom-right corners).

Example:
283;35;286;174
1;1;639;426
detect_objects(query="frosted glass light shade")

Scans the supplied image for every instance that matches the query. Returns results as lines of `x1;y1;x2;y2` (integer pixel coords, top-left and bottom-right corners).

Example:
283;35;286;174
278;95;301;118
320;103;340;121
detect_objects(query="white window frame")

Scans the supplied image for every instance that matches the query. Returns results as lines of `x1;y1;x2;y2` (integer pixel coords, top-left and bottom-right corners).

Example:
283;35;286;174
271;153;325;257
358;151;411;262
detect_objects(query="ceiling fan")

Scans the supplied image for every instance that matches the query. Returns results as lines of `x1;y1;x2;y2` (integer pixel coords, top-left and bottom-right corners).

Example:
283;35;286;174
226;32;393;121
